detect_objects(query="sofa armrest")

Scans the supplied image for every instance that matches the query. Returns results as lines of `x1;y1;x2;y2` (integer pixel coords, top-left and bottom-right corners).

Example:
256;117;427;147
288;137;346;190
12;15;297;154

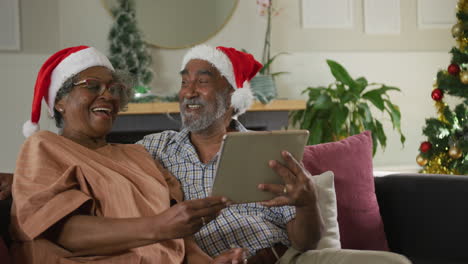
375;174;468;263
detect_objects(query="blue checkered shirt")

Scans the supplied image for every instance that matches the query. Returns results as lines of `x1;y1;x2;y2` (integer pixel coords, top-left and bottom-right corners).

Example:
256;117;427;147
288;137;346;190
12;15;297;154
137;120;296;257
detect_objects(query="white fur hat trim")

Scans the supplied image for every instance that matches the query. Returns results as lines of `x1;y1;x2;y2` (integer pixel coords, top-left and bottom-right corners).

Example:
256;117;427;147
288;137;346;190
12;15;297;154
22;120;40;138
47;47;114;117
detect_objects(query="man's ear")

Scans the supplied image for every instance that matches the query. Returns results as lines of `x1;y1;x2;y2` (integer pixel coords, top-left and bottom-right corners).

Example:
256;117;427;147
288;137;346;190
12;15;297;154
54;99;66;113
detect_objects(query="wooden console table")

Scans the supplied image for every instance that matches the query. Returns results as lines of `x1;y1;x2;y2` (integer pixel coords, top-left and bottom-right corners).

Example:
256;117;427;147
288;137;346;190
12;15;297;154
108;100;305;143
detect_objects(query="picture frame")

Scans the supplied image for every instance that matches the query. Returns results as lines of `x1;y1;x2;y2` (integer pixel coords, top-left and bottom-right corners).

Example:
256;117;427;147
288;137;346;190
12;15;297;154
0;0;21;51
417;0;457;29
301;0;354;29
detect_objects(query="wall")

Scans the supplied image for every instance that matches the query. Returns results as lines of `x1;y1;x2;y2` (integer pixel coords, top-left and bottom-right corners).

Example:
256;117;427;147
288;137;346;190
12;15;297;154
0;0;459;172
273;0;455;52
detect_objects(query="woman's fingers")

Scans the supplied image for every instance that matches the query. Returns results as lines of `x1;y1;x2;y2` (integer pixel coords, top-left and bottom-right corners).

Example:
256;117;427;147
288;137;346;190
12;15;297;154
190;196;230;208
179;196;230;226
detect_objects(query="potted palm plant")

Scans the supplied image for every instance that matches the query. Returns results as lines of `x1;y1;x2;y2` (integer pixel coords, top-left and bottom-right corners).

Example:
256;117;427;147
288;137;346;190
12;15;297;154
290;60;406;155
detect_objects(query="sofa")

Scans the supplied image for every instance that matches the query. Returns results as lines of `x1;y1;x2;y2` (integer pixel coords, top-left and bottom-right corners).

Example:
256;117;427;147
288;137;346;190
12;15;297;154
375;173;468;264
0;196;11;264
1;173;467;264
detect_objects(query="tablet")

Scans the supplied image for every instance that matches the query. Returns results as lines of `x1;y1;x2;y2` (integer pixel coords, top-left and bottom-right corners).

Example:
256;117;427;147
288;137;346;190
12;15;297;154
211;130;309;203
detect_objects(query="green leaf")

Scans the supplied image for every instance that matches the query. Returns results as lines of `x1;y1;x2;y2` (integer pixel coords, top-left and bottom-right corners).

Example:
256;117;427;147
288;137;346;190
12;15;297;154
330;104;349;135
374;120;387;150
370;131;378;155
384;99;406;145
362;89;385;111
357;103;373;124
355;77;368;94
384;100;401;128
308;120;324;145
340;90;358;104
349;121;361;136
290;110;303;126
271;71;289;77
302;87;322;100
362;119;375;133
260;52;289;75
301;107;317;130
313;93;333;110
377;85;401;93
336;83;346;97
327;87;338;98
326;60;356;88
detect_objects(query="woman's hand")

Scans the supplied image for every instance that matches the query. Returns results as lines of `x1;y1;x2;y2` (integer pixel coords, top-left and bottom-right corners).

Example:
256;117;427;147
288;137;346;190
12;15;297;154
212;248;247;264
258;151;318;208
158;196;230;240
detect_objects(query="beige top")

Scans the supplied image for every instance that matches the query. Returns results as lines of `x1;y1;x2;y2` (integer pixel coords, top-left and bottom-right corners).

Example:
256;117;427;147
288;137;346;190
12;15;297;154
10;131;184;264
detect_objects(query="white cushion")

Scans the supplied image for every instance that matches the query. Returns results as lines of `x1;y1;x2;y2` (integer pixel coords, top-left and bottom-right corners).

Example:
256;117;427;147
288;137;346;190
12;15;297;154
312;171;341;249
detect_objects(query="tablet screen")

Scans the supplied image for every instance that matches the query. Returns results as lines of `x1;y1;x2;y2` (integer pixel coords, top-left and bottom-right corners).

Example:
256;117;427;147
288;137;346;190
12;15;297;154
211;130;309;203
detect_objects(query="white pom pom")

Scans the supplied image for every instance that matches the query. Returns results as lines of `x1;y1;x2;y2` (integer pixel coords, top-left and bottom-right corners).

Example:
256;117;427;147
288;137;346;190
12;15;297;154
231;82;254;117
23;120;39;138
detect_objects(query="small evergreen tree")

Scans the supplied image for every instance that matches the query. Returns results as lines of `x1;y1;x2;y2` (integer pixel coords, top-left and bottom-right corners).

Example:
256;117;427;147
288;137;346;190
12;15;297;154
108;0;153;98
416;0;468;175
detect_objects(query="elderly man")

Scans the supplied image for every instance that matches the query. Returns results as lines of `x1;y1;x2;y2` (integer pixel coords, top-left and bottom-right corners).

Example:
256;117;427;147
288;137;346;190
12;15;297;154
137;45;411;264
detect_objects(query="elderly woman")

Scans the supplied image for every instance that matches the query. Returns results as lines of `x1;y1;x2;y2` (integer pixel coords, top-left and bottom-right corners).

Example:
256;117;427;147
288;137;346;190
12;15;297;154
10;46;245;264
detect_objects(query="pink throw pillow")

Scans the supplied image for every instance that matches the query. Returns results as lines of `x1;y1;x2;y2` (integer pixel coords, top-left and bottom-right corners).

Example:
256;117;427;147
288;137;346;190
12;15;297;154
302;131;389;251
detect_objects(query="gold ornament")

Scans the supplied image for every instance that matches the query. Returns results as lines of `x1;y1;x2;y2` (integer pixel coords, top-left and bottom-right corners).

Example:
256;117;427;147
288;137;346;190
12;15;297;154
435;101;449;124
458;0;468;14
456;33;468;51
460;71;468;84
452;23;463;38
420;153;459;175
448;146;463;159
416;154;428;166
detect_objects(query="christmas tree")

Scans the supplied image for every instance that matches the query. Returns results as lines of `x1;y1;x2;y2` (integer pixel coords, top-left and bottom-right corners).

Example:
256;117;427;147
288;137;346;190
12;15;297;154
108;0;153;100
416;0;468;175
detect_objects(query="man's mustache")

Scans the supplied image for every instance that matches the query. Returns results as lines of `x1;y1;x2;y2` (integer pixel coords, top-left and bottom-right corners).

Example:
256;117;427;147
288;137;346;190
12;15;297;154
181;98;207;109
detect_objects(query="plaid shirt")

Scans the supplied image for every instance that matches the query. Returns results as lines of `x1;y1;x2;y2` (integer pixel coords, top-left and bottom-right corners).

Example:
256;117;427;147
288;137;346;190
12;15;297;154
137;120;296;257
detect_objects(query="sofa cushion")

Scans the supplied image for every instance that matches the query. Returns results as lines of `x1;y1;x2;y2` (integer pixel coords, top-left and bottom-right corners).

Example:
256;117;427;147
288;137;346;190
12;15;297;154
302;131;389;250
312;171;340;249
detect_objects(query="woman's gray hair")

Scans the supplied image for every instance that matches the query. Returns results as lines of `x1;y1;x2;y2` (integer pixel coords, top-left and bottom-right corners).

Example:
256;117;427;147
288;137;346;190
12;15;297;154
53;69;135;128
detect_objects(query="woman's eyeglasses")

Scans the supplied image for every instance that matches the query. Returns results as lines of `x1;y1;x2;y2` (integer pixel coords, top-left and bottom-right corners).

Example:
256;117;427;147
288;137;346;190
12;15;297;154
73;78;127;98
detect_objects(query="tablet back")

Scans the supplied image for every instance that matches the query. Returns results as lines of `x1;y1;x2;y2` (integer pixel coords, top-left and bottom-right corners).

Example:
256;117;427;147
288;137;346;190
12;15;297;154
211;130;309;203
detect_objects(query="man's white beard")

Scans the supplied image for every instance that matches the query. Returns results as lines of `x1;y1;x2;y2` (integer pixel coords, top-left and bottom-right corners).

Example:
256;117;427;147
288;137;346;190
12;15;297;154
180;90;229;132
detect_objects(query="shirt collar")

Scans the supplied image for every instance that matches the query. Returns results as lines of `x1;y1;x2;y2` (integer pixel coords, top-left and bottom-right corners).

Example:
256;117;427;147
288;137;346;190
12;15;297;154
171;128;190;144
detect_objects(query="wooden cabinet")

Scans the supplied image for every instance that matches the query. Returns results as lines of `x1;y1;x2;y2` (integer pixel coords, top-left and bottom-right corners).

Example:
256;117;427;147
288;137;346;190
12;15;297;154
108;100;305;143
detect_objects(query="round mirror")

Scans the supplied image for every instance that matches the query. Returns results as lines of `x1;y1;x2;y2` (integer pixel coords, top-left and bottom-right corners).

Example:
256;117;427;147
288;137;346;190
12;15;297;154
102;0;238;49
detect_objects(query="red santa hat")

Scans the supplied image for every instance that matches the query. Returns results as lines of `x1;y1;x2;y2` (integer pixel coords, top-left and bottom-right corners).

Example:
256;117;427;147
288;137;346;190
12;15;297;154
23;45;114;138
181;45;262;117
